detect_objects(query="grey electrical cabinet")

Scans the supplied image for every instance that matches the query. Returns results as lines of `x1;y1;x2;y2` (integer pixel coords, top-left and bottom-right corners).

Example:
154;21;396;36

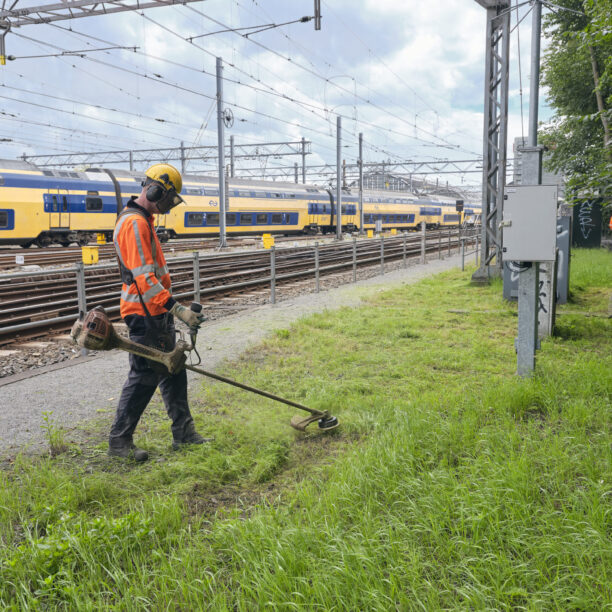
502;185;558;262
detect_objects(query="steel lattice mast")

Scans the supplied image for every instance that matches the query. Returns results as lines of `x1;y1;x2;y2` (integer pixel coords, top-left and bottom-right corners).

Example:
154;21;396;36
472;0;511;282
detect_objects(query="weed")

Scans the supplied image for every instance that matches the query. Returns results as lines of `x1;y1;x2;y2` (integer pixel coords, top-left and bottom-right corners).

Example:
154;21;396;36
40;411;68;457
0;249;610;609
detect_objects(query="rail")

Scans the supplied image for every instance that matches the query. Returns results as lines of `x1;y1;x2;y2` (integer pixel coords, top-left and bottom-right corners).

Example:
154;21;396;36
0;227;479;342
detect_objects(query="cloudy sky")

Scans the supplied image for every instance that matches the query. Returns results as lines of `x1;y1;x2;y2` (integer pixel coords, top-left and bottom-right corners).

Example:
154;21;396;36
0;0;550;192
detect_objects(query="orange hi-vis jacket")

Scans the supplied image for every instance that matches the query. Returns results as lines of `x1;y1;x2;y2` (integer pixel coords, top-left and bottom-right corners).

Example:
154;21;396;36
114;200;175;319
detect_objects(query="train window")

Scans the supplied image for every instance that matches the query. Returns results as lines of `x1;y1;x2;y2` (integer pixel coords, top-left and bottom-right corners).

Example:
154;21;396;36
204;188;219;196
288;193;296;198
184;188;202;196
86;197;103;211
238;190;251;197
207;213;219;225
240;213;253;225
272;193;282;198
306;188;319;193
51;195;58;212
256;213;268;224
226;213;237;225
62;196;68;212
187;213;204;226
0;175;4;186
0;211;7;228
271;213;283;224
87;190;99;196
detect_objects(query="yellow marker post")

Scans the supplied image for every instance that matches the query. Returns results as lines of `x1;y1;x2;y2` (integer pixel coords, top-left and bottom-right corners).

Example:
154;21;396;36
96;233;107;245
391;228;397;236
262;233;275;249
367;229;374;239
82;246;99;265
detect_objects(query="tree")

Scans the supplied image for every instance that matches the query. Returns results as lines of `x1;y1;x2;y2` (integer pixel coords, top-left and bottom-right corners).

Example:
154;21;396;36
540;0;611;209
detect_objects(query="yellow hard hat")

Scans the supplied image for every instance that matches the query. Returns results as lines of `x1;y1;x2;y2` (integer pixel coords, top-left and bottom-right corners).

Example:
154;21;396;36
144;163;183;194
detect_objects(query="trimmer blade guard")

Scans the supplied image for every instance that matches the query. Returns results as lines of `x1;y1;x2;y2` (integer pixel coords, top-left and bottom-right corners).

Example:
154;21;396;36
290;413;339;432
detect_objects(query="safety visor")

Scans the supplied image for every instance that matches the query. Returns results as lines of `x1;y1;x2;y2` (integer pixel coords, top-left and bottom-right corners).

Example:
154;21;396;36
169;190;185;207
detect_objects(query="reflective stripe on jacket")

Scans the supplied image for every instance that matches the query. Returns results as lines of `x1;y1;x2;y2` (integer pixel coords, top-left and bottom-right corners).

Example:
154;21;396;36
114;205;173;318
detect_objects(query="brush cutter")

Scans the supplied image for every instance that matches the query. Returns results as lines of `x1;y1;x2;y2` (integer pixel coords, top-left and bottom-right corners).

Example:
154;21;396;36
70;306;339;432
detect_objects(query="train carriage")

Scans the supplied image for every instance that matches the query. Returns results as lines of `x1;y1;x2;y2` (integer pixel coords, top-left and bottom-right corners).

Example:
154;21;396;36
0;159;477;246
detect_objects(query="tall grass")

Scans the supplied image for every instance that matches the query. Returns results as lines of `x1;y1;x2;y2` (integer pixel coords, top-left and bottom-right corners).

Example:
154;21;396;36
0;249;610;609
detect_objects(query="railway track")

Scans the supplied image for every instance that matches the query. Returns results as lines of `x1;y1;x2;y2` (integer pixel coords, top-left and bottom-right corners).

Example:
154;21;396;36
0;229;477;345
0;234;315;271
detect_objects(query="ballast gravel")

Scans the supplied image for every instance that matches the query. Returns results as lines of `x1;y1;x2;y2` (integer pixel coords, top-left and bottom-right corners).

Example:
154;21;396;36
0;253;463;457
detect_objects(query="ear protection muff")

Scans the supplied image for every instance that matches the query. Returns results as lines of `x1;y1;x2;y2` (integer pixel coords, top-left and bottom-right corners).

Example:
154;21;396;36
142;179;166;203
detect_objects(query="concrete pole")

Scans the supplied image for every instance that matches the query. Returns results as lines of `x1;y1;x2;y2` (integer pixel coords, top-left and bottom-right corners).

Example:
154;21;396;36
180;141;186;175
216;57;227;248
294;162;298;184
230;135;235;178
336;116;342;240
358;132;364;234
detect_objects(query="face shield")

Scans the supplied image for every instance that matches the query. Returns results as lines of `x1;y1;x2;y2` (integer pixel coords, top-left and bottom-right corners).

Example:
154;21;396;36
155;189;184;214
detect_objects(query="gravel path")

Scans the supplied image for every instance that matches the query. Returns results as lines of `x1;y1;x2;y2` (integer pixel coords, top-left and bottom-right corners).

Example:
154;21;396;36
0;255;462;457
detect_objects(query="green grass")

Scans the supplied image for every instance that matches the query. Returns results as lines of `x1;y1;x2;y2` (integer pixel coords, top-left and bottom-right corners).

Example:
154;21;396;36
1;248;610;610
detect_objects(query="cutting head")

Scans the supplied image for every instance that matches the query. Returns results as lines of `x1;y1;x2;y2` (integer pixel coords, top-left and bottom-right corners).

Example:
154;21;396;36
290;412;339;432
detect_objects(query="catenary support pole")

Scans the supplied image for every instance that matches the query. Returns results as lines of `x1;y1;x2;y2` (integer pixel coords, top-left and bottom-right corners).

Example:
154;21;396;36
403;231;407;268
380;235;385;275
353;237;357;281
230;135;235;178
180;141;186;175
358;132;364;234
294;162;298;184
301;137;307;184
216;57;227;248
336;116;342;240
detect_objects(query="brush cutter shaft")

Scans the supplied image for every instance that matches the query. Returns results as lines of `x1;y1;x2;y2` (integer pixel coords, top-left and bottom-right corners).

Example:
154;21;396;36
185;364;325;417
71;307;326;421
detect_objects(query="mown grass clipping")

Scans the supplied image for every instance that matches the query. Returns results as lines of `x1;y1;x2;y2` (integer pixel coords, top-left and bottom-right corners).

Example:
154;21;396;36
0;248;610;610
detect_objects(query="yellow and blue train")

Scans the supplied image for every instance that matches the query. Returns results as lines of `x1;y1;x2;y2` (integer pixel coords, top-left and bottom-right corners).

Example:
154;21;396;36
0;159;479;247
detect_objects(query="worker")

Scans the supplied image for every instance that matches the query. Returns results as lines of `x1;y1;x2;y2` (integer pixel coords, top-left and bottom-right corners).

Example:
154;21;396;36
109;163;207;461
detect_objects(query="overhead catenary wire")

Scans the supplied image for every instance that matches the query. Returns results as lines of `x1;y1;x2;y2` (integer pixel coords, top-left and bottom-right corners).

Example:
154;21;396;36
183;3;478;155
140;11;468;154
3;9;481;184
41;18;467;159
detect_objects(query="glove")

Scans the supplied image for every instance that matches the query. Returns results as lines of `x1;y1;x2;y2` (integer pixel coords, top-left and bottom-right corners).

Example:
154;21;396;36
170;303;205;329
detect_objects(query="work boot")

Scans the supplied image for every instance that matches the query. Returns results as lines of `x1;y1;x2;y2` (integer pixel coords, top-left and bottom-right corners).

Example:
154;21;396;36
172;429;213;451
108;442;149;462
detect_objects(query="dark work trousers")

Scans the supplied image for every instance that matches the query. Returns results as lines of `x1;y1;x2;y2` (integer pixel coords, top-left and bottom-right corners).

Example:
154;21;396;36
109;314;195;447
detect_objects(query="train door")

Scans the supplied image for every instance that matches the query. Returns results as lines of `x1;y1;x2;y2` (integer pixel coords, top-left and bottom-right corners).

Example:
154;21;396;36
49;189;70;229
